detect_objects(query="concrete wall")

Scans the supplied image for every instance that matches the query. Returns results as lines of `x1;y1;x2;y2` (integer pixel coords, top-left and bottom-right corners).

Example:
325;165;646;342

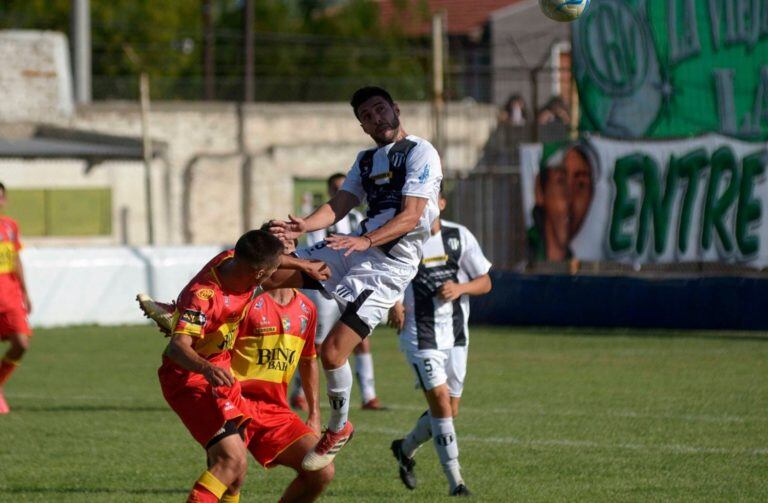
0;31;73;122
5;100;497;246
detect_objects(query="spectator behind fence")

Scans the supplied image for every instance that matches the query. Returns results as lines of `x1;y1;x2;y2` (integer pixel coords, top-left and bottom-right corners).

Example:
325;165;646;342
498;94;528;126
537;96;570;126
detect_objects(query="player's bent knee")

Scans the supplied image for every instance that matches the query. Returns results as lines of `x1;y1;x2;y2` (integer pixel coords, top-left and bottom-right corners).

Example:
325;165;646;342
319;342;344;368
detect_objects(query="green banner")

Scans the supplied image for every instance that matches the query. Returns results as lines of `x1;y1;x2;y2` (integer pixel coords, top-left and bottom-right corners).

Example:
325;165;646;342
573;0;768;140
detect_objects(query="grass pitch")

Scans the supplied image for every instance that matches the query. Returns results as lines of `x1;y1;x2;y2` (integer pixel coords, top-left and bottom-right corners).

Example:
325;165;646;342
0;325;766;502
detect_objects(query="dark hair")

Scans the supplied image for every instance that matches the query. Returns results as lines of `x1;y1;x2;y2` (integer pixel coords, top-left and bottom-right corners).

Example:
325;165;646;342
0;182;5;194
235;229;284;269
350;86;394;118
327;172;346;186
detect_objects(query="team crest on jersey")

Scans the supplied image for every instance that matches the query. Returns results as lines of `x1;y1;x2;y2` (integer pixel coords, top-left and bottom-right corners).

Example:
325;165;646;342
195;288;215;300
391;151;406;168
300;316;308;334
447;237;460;251
281;316;291;332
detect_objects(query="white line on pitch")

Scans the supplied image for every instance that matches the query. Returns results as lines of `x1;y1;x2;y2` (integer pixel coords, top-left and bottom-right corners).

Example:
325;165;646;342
360;426;768;457
6;393;767;424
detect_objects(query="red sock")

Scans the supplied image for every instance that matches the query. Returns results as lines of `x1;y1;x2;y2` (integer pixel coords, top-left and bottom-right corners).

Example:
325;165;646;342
187;483;220;503
0;358;20;387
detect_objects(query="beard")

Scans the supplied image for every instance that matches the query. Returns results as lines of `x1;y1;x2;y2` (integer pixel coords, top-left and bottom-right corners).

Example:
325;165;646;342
371;115;401;144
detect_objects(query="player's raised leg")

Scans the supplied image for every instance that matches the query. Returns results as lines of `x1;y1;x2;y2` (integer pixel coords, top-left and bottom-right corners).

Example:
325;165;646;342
301;321;361;471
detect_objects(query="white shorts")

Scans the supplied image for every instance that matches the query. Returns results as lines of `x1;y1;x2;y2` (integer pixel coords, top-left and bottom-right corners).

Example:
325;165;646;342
405;346;468;397
300;289;341;345
296;241;417;337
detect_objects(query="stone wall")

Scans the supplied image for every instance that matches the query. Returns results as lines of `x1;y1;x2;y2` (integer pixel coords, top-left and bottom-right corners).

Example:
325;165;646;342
0;31;73;122
45;101;498;245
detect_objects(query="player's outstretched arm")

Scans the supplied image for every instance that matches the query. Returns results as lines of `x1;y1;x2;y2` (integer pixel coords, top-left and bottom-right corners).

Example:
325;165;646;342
437;274;492;302
164;334;235;387
326;195;427;256
271;191;361;241
298;357;321;434
261;256;330;291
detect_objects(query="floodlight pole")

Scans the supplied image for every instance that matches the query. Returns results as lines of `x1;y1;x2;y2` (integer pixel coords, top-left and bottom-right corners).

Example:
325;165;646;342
71;0;92;103
140;73;155;245
243;0;255;102
202;0;216;100
431;11;447;160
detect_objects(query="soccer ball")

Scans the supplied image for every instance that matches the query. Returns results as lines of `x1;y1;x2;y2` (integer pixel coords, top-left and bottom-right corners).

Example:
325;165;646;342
539;0;590;22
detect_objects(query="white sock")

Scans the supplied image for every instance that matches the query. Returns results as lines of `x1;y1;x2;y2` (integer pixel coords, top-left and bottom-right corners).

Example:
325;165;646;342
431;416;463;491
325;361;352;432
402;410;431;458
290;371;304;399
354;352;377;403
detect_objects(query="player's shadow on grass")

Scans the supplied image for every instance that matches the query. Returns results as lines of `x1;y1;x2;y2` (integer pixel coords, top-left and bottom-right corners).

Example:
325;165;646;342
2;487;187;495
11;404;167;413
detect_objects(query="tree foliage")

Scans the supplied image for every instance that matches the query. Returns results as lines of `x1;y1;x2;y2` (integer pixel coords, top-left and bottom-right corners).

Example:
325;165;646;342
0;0;431;101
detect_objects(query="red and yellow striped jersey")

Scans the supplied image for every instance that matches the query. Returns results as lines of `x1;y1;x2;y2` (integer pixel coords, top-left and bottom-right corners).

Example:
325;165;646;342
232;290;317;408
0;216;23;311
168;250;255;364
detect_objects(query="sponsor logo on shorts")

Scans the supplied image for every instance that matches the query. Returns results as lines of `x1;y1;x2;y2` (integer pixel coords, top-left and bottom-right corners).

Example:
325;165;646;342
195;288;215;300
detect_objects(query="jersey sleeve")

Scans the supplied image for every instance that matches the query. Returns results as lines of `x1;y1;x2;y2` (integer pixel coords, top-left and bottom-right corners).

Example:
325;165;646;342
459;227;492;279
172;290;211;338
301;304;317;359
402;142;443;199
340;152;367;203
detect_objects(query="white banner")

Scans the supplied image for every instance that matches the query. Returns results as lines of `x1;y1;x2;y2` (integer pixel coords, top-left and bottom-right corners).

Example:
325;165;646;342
23;245;223;327
520;134;768;267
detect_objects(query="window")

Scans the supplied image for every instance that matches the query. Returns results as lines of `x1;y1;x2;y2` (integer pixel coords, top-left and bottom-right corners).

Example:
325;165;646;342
6;188;112;237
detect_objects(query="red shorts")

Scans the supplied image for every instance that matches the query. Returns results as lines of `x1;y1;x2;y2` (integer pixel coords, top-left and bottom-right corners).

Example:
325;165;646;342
246;401;315;468
159;359;253;448
0;307;31;339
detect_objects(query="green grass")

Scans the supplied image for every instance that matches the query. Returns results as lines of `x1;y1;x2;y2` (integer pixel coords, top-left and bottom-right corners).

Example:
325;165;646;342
0;325;767;501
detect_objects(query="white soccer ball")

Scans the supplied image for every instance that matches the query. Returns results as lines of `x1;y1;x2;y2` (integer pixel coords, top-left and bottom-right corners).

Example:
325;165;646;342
539;0;590;22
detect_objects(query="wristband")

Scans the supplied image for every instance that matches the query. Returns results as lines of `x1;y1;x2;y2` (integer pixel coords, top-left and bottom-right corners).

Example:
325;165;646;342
364;235;374;249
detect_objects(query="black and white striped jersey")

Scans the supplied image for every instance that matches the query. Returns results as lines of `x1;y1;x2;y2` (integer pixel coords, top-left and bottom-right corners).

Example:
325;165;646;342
340;135;442;266
400;220;492;351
